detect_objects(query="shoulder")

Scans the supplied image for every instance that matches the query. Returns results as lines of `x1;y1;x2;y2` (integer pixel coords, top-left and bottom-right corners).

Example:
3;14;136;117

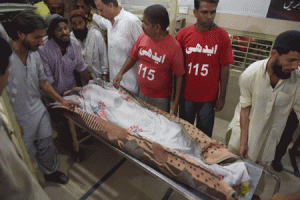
166;34;181;48
121;10;142;26
177;24;195;36
241;59;267;80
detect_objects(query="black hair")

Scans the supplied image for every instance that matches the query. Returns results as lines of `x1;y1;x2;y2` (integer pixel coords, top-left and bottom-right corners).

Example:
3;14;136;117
78;0;96;8
0;37;12;75
273;30;300;55
101;0;118;7
47;16;69;39
144;4;169;30
194;0;219;10
7;10;47;40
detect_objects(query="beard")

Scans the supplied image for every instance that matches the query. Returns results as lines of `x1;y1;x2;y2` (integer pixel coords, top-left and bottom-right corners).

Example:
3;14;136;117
73;27;88;41
53;35;70;48
272;58;292;79
23;37;39;51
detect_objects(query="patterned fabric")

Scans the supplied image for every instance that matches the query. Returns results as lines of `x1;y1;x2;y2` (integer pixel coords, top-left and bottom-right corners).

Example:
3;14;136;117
53;79;252;199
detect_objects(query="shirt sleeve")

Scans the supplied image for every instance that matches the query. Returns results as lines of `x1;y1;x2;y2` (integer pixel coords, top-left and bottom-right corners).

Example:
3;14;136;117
92;14;109;30
171;43;186;76
129;18;143;45
35;53;48;82
38;48;55;85
219;30;234;66
239;70;252;108
128;33;143;61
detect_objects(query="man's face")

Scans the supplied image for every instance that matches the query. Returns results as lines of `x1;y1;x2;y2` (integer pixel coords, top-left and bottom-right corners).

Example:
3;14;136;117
71;16;88;41
95;0;112;20
272;51;300;79
53;22;70;47
22;29;46;51
193;1;217;30
47;0;65;16
77;0;90;15
142;15;156;39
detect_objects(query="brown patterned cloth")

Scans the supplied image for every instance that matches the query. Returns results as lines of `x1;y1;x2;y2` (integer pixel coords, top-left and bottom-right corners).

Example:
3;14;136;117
52;90;239;199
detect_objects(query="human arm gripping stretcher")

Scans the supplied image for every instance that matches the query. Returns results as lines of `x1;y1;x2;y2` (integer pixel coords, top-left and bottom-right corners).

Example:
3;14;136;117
52;79;280;200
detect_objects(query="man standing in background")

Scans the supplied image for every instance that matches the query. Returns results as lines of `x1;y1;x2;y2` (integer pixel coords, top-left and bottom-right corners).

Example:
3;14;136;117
93;0;143;95
70;9;108;82
176;0;233;137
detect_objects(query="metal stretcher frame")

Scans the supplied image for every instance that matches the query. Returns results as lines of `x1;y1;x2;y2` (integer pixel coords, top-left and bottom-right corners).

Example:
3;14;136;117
65;113;281;200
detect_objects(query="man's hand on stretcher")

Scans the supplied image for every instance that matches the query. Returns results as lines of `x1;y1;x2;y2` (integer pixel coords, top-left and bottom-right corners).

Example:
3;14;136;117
60;99;81;110
236;144;250;160
113;74;122;89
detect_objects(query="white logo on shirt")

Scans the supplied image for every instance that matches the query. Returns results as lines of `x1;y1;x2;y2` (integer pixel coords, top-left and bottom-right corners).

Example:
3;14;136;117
186;44;218;56
139;48;166;64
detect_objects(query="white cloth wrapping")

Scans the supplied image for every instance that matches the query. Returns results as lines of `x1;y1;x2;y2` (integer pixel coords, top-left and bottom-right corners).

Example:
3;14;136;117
71;25;108;78
67;80;251;186
92;9;143;94
228;59;300;164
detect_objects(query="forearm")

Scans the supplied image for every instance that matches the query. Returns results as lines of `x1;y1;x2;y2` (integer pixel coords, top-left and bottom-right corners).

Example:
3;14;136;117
287;191;300;200
219;65;230;99
240;106;251;146
118;57;136;76
174;75;183;105
39;81;64;103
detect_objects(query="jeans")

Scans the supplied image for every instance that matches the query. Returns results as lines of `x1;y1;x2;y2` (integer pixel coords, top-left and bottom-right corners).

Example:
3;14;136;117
179;98;216;137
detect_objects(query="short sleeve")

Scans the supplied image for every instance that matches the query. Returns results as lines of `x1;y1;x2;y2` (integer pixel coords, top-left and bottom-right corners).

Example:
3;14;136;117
219;30;234;66
128;33;144;61
171;43;185;76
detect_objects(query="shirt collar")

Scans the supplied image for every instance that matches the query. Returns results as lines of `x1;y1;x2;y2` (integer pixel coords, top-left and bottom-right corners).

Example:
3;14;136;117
114;8;124;24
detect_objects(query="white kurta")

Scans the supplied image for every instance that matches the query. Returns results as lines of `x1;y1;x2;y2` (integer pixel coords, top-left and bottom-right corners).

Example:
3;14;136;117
228;59;300;164
92;9;143;94
71;24;109;78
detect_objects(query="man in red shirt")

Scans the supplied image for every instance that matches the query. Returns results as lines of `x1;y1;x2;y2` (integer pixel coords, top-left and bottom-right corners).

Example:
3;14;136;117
113;4;185;115
176;0;234;137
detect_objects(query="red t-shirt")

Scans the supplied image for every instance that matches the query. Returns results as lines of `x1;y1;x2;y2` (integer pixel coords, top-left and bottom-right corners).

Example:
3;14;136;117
176;25;234;102
129;32;185;98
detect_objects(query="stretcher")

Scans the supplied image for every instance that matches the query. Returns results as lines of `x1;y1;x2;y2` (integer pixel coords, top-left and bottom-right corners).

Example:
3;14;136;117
51;81;280;200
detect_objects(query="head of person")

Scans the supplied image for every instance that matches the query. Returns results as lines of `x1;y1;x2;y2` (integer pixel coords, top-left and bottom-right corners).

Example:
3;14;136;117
70;9;88;41
194;0;219;31
47;15;70;48
77;0;96;16
94;0;118;20
142;4;169;39
8;10;47;51
45;0;65;16
0;37;12;95
270;30;300;79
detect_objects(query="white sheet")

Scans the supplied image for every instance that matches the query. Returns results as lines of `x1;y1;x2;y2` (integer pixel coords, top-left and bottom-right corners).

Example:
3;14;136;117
68;80;250;186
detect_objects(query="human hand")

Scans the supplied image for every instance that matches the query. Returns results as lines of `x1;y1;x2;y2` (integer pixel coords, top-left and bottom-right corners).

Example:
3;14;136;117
102;75;109;82
236;145;249;160
61;99;81;110
113;74;122;89
215;96;225;112
63;87;82;96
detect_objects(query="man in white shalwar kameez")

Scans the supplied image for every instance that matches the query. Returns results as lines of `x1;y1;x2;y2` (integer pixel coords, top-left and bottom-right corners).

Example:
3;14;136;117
228;30;300;165
92;0;143;95
70;9;108;82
